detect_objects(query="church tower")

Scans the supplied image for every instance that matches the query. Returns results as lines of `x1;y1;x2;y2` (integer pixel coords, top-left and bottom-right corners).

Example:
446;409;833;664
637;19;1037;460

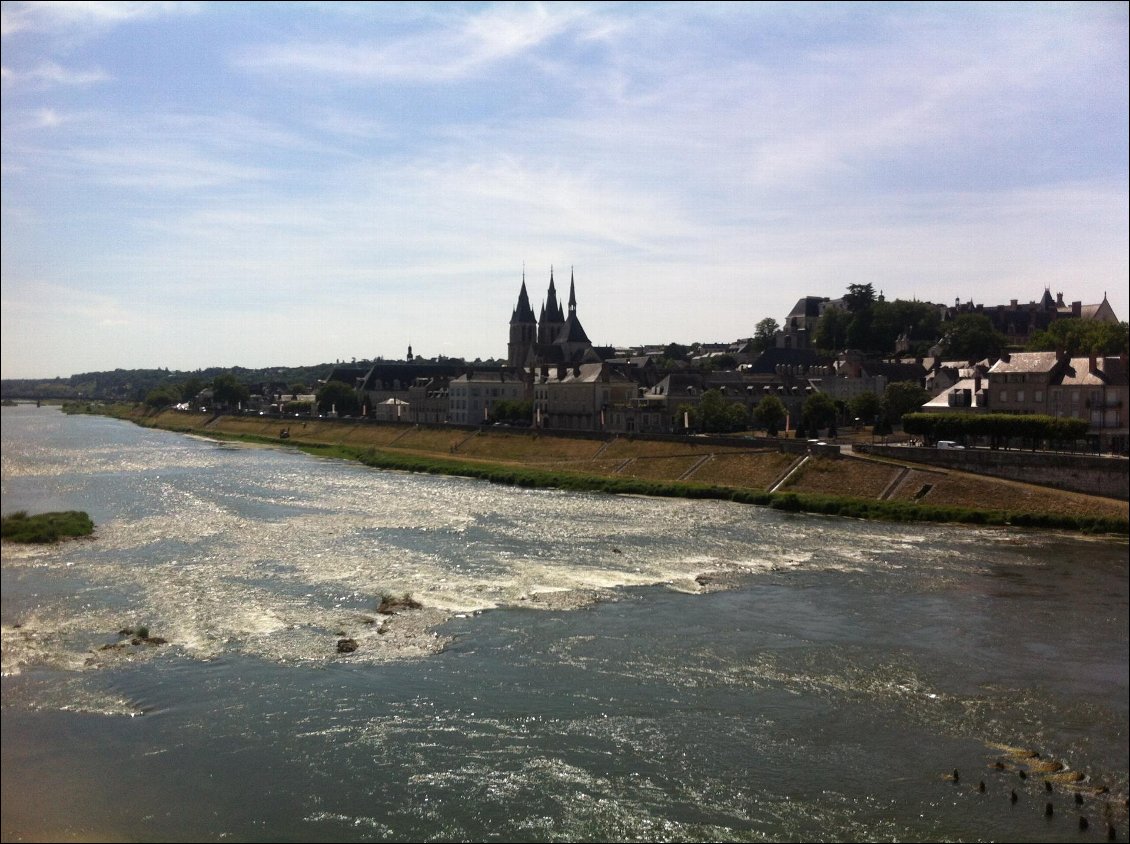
538;267;566;346
508;271;537;367
556;268;593;363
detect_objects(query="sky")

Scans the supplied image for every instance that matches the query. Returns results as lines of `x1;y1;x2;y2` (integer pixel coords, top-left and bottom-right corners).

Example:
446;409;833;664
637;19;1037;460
1;2;1127;379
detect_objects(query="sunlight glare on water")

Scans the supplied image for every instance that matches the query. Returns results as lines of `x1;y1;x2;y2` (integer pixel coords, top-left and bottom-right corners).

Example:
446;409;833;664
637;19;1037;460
2;406;1127;842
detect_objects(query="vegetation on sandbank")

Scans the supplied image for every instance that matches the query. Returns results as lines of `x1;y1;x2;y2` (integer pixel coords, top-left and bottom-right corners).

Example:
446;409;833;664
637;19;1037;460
1;510;94;543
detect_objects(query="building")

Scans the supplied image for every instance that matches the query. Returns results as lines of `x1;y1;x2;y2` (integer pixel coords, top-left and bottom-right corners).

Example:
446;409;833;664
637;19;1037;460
773;296;835;350
924;350;1128;452
448;369;529;425
508;269;600;368
533;361;635;431
945;289;1119;345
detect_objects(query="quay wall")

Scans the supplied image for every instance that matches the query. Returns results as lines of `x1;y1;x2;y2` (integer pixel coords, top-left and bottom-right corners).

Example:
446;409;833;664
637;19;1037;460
854;444;1128;501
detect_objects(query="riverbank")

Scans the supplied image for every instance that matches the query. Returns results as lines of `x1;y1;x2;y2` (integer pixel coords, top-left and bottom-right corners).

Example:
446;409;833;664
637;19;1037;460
73;404;1129;534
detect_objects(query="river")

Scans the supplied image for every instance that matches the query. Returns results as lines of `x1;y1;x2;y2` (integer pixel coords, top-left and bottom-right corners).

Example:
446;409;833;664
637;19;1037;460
2;405;1127;842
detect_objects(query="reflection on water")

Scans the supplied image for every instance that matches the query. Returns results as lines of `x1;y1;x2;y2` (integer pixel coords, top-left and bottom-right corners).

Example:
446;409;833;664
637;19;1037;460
2;405;1127;842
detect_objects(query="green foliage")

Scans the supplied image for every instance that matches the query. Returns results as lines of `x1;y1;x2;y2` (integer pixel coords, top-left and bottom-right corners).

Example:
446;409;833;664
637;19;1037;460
180;377;206;402
2;510;94;543
316;380;361;416
751;318;780;354
843;283;877;313
694;389;749;433
882;381;930;427
705;354;739;371
940;314;1006;360
753;394;787;436
144;385;181;409
802;391;837;432
2;363;345;404
812;285;943;356
663;343;691;362
813;306;850;352
1026;319;1129;357
849;391;882;425
489;399;533;424
902;413;1089;448
212;373;250;408
870;299;942;356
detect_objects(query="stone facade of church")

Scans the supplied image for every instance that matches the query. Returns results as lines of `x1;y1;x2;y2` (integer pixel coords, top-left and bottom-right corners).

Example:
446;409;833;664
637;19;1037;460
508;269;599;368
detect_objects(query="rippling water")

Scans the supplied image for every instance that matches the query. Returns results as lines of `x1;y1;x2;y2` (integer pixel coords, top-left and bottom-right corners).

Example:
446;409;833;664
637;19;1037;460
2;405;1127;842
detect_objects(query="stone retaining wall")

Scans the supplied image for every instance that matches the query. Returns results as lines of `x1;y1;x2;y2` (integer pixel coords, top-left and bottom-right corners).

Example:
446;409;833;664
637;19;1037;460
854;444;1128;501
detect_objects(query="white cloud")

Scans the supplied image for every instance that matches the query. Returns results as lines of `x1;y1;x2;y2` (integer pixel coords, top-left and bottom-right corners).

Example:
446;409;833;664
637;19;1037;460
0;61;110;88
236;2;599;83
0;1;195;38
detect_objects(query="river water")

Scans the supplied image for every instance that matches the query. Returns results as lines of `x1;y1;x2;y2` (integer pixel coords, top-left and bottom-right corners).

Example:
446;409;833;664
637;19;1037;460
1;405;1127;842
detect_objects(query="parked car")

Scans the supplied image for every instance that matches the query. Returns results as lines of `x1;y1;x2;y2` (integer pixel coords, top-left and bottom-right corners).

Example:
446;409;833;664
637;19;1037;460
936;440;964;450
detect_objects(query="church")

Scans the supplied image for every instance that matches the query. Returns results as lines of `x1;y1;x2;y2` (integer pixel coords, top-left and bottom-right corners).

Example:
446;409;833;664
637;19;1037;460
507;268;600;368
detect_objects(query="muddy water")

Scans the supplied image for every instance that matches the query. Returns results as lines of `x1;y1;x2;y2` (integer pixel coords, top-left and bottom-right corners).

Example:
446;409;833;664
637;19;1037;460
2;405;1127;842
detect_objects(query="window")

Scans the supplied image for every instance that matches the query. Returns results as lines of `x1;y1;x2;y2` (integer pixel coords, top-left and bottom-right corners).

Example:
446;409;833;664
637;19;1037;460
999;390;1008;403
1016;390;1024;403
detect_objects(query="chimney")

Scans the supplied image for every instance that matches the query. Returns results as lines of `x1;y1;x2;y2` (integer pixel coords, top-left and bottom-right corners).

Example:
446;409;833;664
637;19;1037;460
1056;292;1064;307
1072;301;1081;317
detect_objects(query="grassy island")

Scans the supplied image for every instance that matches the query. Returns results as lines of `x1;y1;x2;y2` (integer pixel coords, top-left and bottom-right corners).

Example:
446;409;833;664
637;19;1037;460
2;510;95;544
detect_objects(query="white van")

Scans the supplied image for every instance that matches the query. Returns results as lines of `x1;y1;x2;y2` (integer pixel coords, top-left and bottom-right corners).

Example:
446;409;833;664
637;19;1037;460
936;440;964;450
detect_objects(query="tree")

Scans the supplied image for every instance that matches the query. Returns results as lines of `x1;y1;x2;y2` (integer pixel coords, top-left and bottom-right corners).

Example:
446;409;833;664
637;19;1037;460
212;373;250;409
845;307;875;352
751;318;780;354
941;314;1006;360
316;380;361;416
813;306;850;352
843;283;876;313
849;391;882;425
696;389;749;433
802;391;837;433
663;343;691;362
869;299;943;356
180;376;205;402
705;354;739;371
490;399;533;424
144;385;180;409
1027;319;1129;357
881;381;929;428
754;394;787;436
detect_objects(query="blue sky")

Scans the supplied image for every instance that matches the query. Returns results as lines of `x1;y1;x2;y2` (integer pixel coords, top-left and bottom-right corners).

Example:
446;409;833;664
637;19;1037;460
2;1;1126;379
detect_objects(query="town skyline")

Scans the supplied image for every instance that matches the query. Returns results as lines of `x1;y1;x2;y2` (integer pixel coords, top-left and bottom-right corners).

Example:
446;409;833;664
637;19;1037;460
3;2;1127;380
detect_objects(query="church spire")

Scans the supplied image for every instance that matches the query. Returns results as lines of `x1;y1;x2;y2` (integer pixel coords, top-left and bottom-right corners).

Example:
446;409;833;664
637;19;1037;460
568;267;577;314
511;269;536;324
545;266;562;321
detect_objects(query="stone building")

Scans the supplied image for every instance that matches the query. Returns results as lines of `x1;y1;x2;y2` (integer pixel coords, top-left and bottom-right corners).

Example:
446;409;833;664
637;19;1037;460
449;369;529;425
946;289;1119;344
508;269;600;368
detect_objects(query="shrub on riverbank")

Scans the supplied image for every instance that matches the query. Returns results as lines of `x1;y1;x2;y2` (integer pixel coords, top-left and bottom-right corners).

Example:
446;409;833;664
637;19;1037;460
1;510;94;543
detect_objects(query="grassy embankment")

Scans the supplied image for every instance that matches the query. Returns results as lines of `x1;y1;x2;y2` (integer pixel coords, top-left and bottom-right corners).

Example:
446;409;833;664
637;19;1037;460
69;403;1129;535
1;510;94;543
